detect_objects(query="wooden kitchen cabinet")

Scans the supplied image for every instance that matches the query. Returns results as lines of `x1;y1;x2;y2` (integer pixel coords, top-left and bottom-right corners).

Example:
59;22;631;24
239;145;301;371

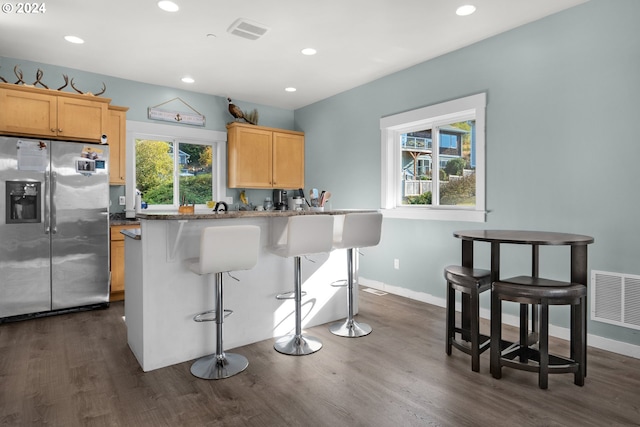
227;122;304;189
110;224;138;301
107;105;129;184
0;83;109;142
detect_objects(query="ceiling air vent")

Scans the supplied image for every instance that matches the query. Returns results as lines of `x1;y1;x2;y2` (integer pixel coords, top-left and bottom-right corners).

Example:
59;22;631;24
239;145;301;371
227;18;270;41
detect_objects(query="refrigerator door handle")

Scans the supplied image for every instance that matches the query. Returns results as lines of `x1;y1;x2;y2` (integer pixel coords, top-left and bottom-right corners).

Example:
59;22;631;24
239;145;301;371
50;171;57;234
44;171;51;234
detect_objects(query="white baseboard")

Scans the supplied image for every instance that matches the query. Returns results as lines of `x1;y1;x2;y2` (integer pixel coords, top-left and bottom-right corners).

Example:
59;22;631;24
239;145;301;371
359;277;640;360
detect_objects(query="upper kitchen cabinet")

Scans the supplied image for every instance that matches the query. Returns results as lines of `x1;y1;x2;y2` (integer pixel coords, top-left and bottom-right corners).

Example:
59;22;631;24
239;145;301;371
227;122;304;189
107;105;129;185
0;83;109;143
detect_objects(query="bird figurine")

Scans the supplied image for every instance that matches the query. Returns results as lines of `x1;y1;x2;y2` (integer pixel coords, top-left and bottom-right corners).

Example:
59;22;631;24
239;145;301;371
228;97;256;125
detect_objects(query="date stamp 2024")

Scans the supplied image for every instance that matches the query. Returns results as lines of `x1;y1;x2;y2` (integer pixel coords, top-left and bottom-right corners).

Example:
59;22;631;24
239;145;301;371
2;3;46;14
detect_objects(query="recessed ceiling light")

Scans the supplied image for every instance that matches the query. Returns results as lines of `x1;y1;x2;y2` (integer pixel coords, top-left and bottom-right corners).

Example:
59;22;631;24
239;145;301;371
158;1;179;12
181;77;194;84
301;48;317;56
64;35;84;44
456;5;476;16
285;87;297;92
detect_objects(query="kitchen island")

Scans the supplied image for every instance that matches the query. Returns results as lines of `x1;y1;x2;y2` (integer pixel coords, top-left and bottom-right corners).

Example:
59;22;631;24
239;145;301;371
124;209;374;372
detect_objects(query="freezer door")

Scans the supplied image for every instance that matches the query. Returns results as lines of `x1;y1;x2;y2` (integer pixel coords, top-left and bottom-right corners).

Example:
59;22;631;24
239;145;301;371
0;137;52;318
50;141;110;310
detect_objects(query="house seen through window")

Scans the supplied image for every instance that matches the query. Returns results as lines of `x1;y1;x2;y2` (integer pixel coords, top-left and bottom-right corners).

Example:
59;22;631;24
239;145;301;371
402;121;476;207
380;92;486;222
135;138;213;206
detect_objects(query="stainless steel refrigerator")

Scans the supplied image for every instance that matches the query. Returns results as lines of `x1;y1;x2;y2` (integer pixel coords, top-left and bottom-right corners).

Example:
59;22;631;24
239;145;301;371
0;136;110;320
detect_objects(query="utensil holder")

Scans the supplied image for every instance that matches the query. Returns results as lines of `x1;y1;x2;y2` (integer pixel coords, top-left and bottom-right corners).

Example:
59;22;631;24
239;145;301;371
179;205;194;214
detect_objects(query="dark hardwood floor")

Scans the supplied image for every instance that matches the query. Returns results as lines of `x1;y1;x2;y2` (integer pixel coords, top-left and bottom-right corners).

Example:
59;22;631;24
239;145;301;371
1;289;639;426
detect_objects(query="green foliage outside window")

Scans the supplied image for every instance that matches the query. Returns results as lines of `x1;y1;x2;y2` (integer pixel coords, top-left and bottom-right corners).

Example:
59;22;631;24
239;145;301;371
136;140;173;195
143;174;212;204
404;174;475;205
406;191;432;205
135;139;213;205
444;157;467;176
440;174;476;205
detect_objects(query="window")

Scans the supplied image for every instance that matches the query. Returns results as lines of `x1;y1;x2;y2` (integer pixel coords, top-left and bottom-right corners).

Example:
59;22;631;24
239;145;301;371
126;121;227;212
135;139;212;206
380;93;486;222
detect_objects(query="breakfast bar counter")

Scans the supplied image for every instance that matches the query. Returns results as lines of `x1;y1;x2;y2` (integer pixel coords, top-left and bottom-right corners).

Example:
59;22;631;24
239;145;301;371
135;208;372;220
124;209;374;371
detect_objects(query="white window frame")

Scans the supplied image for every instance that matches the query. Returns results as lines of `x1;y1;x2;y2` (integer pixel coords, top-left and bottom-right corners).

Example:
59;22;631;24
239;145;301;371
380;93;486;222
125;120;227;215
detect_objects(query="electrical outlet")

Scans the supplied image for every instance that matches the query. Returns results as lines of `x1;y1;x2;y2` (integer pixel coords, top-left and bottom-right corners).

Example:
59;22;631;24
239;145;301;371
394;259;400;270
119;196;126;206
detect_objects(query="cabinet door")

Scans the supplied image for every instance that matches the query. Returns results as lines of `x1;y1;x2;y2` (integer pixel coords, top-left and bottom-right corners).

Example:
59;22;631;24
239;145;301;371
0;87;57;137
110;240;126;295
273;132;304;189
110;224;137;301
227;126;273;188
57;96;106;142
107;107;127;184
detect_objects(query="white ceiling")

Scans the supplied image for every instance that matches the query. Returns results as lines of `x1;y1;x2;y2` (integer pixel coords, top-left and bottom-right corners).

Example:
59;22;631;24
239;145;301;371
0;0;587;110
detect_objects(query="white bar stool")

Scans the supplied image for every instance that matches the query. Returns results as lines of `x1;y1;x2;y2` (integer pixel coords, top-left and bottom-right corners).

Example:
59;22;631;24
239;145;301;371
270;214;334;356
185;225;260;379
330;212;383;337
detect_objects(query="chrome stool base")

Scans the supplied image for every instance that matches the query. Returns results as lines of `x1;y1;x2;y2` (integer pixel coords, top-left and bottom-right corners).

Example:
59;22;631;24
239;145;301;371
274;334;322;356
329;318;372;338
190;352;249;380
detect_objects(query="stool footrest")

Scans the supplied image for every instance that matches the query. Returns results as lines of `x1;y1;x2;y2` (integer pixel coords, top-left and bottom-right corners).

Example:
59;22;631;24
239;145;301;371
451;331;491;356
501;346;579;374
193;309;233;322
276;290;307;300
330;279;348;288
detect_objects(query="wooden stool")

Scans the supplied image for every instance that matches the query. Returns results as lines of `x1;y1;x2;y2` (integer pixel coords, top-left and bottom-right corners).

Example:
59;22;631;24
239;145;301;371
490;276;586;389
444;265;492;372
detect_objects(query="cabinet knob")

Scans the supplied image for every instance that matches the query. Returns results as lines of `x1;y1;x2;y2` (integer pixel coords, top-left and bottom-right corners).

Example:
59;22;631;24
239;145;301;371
51;128;56;133
58;128;63;133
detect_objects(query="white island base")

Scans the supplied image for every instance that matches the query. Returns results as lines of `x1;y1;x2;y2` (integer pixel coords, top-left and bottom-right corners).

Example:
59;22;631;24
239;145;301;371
124;213;356;372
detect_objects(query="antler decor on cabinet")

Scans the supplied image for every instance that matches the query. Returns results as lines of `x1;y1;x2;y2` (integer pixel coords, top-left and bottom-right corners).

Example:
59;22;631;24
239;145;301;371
0;64;107;96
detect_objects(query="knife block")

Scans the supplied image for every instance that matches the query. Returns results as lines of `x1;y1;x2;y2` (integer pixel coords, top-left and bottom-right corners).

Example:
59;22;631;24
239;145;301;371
178;205;194;214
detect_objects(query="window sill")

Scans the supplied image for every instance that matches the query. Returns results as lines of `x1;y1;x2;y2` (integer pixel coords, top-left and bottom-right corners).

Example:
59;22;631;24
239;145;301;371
381;206;486;222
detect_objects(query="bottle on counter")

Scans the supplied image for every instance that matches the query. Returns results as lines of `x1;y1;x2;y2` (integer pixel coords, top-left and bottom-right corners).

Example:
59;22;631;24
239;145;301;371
263;197;274;211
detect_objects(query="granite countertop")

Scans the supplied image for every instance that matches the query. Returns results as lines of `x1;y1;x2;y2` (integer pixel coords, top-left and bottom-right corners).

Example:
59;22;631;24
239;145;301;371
109;212;140;226
136;209;376;221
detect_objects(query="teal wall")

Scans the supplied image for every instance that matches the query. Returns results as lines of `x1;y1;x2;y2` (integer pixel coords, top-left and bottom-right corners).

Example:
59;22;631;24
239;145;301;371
0;56;295;210
295;0;640;347
0;57;295;131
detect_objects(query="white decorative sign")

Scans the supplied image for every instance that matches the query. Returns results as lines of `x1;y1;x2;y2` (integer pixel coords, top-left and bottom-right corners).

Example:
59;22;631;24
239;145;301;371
148;107;205;126
147;97;206;126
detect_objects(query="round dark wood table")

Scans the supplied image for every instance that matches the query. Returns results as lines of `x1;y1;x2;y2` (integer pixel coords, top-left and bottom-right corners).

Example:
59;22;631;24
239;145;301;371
453;229;594;374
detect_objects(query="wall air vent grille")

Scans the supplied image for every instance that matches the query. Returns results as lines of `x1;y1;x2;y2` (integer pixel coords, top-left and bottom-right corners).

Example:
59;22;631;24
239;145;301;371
591;270;640;331
227;18;270;41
